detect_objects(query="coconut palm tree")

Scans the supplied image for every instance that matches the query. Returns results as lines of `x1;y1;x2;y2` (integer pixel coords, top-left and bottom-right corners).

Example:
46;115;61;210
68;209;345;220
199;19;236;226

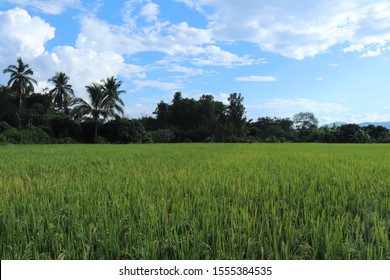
71;80;125;143
3;57;37;129
48;72;74;115
101;76;126;106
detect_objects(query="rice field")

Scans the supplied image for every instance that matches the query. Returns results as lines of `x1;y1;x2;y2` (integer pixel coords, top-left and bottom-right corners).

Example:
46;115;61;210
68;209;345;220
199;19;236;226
0;143;389;260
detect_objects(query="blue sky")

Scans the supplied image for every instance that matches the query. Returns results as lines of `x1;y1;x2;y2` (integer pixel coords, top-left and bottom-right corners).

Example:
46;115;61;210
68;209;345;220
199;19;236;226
1;0;390;124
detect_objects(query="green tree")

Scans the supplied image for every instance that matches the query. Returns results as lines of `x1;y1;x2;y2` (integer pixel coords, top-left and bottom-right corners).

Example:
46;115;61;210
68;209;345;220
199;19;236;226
152;93;228;142
293;112;318;141
249;117;294;142
227;93;246;138
353;128;372;143
102;118;151;144
199;94;216;127
71;79;125;143
365;125;390;143
0;85;18;127
154;101;170;128
3;57;37;129
161;92;202;140
48;72;75;114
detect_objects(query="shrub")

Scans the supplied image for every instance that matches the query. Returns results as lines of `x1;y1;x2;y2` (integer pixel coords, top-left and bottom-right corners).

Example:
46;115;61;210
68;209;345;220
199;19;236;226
2;128;22;144
95;136;108;144
203;136;214;143
20;126;51;144
225;136;250;143
50;115;83;142
151;129;175;143
56;137;78;144
102;119;153;144
0;121;12;133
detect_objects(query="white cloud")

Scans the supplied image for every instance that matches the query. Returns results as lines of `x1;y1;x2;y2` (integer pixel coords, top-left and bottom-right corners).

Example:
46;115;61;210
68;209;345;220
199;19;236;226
164;22;213;55
124;103;157;118
178;0;390;59
0;8;148;103
121;0;160;27
360;49;382;57
216;93;230;105
133;80;182;91
0;8;55;62
140;2;159;22
120;0;137;28
315;77;324;81
31;46;146;101
349;112;390;123
75;14;254;68
252;98;350;117
76;17;143;54
3;0;81;15
247;104;390;126
192;45;253;67
235;76;277;82
167;65;204;77
76;16;213;57
343;44;365;53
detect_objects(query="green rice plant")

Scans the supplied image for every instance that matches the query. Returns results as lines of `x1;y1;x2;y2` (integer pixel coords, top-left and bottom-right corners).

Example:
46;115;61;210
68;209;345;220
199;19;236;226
0;143;389;259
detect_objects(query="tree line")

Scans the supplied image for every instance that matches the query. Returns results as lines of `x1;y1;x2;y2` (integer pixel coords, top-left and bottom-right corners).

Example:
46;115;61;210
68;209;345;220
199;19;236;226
0;57;389;144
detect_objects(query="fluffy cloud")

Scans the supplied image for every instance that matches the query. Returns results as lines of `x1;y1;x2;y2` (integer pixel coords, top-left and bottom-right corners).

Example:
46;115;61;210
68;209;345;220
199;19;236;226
0;8;55;62
76;17;213;56
76;17;141;54
178;0;390;59
116;0;390;61
32;46;147;100
0;8;147;101
75;11;254;67
2;0;81;15
1;6;209;103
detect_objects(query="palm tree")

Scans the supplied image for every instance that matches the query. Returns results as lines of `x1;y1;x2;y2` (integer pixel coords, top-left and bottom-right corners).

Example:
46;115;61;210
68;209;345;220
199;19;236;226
101;76;126;118
3;57;37;129
71;80;125;142
102;76;126;105
48;72;74;115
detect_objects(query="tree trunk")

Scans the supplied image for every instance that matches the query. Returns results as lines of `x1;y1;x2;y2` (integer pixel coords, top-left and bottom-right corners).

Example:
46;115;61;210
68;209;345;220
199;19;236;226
94;122;98;143
16;111;22;131
17;88;24;130
19;93;22;112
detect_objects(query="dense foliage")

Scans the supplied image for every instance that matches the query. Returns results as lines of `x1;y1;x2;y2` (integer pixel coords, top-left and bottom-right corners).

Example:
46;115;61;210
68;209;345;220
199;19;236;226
1;57;390;144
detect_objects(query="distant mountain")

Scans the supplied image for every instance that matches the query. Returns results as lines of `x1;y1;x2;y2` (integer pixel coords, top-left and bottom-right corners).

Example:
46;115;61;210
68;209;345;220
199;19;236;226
323;121;390;129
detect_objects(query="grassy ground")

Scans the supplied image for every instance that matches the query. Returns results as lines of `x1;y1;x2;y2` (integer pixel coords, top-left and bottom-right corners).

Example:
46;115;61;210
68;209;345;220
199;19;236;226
0;143;389;259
